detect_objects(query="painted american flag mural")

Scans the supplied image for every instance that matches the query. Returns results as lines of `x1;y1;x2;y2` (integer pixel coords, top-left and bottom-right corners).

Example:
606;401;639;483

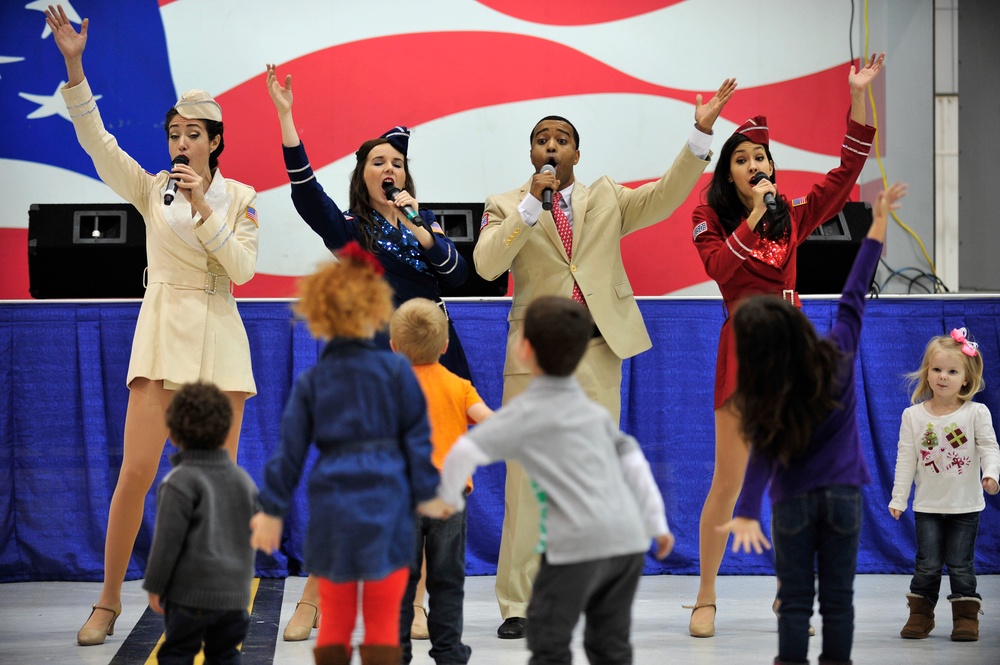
0;0;883;299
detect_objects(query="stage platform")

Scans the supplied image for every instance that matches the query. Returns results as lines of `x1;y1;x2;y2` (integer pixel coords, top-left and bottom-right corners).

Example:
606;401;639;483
2;574;998;664
1;296;999;585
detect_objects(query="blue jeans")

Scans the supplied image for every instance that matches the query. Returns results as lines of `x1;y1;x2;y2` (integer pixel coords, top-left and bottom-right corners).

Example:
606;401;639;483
772;485;861;664
910;511;981;604
158;602;249;665
400;509;471;664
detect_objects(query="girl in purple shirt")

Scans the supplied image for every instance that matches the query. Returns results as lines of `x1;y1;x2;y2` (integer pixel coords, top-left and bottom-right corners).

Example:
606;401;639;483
720;183;907;665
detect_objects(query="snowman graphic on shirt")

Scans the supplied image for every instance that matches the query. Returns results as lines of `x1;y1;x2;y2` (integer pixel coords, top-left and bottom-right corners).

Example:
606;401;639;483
920;422;972;475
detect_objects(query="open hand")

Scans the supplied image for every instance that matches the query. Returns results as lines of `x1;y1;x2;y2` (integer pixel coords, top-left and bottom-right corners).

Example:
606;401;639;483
849;52;886;93
694;78;738;133
869;181;907;242
44;5;88;61
716;517;771;554
266;64;293;114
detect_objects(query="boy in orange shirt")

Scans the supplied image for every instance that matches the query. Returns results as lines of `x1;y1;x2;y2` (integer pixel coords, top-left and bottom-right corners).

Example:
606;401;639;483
390;298;493;665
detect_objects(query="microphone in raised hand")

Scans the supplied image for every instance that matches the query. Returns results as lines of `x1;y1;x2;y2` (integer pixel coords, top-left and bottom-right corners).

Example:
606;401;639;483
540;161;556;211
381;181;427;231
164;154;190;206
750;171;777;212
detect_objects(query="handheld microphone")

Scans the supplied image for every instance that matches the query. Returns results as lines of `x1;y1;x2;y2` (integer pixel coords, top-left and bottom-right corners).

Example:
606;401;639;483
164;154;189;206
381;181;424;227
750;172;777;212
540;161;556;211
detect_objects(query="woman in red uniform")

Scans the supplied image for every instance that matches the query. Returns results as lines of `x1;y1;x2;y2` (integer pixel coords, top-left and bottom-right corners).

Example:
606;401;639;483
687;52;885;638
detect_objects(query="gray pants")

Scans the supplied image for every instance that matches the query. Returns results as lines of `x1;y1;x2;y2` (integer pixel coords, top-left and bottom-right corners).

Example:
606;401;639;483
526;552;645;665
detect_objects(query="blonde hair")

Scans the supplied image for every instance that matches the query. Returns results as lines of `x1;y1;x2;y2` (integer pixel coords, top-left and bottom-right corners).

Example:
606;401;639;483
389;298;448;365
906;334;985;404
294;245;394;340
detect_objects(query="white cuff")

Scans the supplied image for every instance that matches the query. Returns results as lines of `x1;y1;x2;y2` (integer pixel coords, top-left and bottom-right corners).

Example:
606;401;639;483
687;124;714;160
518;192;542;226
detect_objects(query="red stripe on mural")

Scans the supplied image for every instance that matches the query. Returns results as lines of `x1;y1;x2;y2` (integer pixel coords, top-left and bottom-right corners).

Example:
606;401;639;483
473;0;684;25
0;229;30;299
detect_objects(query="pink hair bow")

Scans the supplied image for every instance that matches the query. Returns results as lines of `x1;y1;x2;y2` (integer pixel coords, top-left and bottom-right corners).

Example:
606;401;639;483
950;328;979;357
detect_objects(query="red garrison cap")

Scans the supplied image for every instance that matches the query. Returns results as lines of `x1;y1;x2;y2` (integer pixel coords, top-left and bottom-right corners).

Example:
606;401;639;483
734;115;769;147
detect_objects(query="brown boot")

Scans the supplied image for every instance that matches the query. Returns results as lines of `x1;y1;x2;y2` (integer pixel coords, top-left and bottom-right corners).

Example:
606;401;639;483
950;596;982;641
358;644;402;665
900;593;935;639
313;644;352;665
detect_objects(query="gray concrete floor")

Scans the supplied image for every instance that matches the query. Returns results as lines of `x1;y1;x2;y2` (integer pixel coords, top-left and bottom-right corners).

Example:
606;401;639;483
1;574;997;664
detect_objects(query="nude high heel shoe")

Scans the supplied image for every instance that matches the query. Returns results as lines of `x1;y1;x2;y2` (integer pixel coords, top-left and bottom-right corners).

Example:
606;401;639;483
76;602;122;646
283;600;320;641
411;604;429;640
683;601;716;638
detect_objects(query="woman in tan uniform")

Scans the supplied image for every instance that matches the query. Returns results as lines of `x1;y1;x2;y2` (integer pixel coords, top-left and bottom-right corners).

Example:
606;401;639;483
44;6;259;647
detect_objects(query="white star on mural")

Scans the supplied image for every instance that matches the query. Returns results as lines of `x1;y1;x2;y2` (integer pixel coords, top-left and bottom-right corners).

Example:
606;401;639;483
0;55;25;79
20;82;101;120
26;0;83;39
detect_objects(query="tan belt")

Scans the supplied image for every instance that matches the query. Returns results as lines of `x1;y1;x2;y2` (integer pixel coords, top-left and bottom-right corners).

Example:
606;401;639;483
144;267;231;295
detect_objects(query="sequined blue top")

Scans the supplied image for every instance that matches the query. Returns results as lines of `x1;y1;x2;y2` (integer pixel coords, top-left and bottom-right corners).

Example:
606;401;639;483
369;209;430;274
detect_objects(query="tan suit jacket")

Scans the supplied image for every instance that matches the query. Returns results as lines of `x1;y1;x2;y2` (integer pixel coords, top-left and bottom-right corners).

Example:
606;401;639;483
475;142;711;379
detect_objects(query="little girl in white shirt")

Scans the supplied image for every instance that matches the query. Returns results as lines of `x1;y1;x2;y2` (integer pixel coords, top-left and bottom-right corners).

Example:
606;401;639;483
889;327;999;643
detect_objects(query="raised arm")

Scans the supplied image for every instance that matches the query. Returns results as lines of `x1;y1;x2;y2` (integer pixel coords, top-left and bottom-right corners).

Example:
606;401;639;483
266;64;301;148
45;5;87;87
849;52;885;125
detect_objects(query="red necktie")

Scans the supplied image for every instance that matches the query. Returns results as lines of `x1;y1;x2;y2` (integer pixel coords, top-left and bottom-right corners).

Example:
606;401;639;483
552;191;585;305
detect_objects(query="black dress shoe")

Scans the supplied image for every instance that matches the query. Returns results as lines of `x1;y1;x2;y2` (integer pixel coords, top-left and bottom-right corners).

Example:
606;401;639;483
497;617;526;639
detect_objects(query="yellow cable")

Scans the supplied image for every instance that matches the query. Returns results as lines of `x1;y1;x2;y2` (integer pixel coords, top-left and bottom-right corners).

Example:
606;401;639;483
862;0;942;290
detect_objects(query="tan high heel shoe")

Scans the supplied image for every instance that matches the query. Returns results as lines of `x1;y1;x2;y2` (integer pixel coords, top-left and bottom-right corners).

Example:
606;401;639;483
683;601;716;638
77;602;122;646
283;600;320;642
411;604;429;640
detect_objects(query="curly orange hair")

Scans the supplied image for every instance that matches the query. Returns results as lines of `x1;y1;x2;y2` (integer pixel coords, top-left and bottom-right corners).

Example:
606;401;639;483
294;242;394;340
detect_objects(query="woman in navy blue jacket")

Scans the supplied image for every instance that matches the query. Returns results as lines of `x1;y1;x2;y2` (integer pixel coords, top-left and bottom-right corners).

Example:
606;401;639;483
266;64;470;378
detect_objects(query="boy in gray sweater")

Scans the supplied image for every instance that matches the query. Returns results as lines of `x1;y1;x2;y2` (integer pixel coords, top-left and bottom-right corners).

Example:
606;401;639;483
143;381;259;664
434;296;674;665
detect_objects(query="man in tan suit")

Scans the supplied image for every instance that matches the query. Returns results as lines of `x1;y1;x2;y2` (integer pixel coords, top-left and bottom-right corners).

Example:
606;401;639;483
474;78;737;639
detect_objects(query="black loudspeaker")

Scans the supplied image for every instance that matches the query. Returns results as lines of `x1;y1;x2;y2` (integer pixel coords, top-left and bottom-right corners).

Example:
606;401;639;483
795;202;874;295
28;203;147;299
426;202;509;297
